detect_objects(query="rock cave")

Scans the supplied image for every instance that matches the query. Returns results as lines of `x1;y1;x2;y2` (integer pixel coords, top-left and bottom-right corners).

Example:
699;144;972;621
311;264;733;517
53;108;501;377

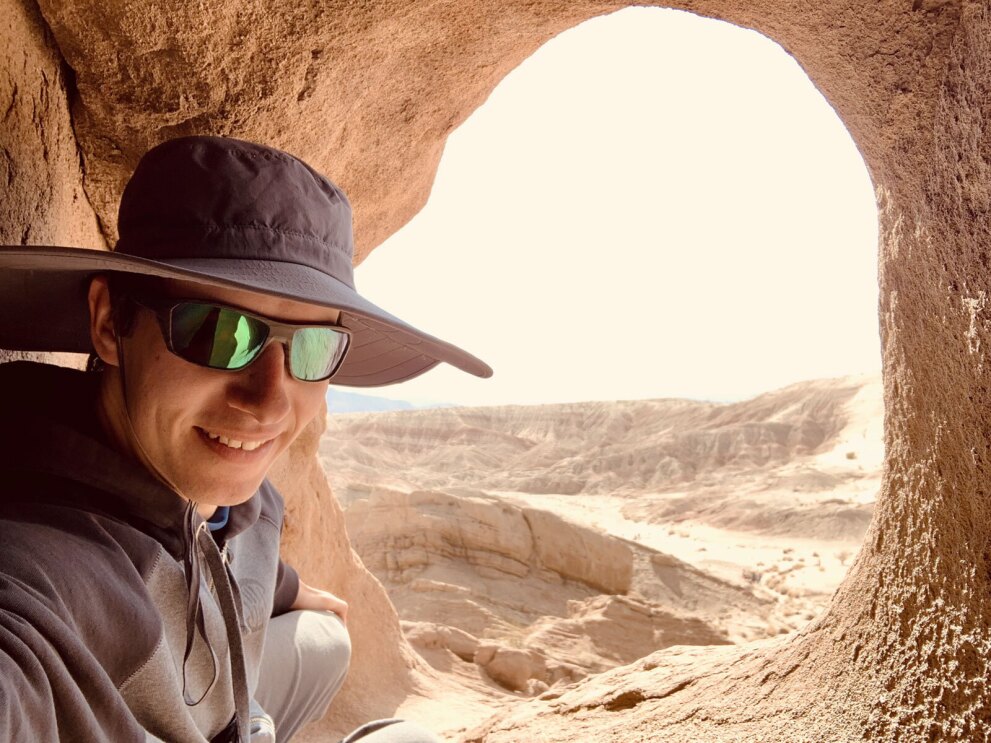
3;0;989;739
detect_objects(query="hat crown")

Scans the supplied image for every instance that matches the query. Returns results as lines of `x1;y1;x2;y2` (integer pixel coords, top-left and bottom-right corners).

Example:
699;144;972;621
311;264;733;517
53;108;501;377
116;136;355;288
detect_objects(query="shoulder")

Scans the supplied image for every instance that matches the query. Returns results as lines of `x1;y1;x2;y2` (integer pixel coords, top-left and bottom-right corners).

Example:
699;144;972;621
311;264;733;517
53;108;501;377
256;479;286;528
224;479;286;539
0;507;166;686
0;500;165;583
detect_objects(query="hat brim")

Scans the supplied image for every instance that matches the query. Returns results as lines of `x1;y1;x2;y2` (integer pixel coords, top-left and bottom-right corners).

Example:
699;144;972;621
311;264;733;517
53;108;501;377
0;246;493;387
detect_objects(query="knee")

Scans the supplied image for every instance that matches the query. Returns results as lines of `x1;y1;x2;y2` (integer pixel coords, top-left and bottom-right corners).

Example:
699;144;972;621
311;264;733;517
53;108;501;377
255;610;352;741
304;610;351;693
324;612;352;677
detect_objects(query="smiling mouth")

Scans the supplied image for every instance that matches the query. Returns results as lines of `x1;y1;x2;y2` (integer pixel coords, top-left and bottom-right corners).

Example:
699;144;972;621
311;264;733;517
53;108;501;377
199;428;273;452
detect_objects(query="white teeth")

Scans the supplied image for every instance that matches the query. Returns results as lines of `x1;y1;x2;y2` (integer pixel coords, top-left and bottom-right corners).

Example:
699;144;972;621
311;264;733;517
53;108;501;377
204;430;266;452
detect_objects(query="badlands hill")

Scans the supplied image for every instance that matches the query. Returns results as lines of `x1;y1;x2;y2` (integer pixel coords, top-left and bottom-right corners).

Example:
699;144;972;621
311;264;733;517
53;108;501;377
328;375;878;486
321;375;882;736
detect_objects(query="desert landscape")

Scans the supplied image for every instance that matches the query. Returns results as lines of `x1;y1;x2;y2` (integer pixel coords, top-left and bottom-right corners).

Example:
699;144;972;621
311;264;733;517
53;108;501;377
320;373;882;738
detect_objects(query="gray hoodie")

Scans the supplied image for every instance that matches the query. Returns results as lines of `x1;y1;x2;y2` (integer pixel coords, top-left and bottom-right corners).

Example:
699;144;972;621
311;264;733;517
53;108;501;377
0;361;299;741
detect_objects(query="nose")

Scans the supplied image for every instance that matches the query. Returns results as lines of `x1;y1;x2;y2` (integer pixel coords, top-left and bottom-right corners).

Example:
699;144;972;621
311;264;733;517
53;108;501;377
227;341;293;423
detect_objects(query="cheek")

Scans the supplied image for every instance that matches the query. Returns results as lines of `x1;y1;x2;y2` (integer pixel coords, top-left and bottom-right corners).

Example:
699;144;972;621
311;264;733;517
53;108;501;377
124;328;181;399
137;357;213;431
292;386;328;430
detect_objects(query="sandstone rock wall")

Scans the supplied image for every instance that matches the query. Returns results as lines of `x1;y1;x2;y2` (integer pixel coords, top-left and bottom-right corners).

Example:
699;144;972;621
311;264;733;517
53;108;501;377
0;0;102;369
268;407;424;737
346;489;639;607
4;0;991;739
30;0;624;254
1;0;102;250
347;488;761;695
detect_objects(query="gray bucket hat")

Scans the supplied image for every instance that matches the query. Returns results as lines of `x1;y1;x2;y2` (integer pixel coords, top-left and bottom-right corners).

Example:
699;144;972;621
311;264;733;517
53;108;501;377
0;135;492;386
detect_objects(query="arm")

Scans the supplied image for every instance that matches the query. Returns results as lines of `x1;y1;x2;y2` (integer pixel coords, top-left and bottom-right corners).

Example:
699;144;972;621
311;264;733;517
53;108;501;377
0;609;60;742
272;559;349;623
290;579;349;623
0;592;145;742
272;559;301;617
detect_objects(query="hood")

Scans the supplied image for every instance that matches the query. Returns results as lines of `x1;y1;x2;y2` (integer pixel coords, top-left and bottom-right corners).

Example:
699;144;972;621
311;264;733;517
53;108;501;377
0;360;263;554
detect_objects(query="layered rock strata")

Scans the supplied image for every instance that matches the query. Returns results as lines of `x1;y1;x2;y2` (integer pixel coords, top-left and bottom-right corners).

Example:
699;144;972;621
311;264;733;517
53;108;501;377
346;488;771;694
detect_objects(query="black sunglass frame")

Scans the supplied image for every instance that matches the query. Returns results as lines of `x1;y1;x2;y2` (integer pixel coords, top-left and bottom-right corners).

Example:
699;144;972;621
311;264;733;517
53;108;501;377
125;295;352;382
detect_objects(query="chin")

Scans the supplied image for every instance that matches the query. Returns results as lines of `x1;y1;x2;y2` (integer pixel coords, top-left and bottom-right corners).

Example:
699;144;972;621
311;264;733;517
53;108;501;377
221;488;262;506
187;482;262;507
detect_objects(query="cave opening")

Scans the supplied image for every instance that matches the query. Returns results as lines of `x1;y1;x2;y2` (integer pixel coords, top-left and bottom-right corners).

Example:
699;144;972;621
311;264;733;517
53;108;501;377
331;4;884;691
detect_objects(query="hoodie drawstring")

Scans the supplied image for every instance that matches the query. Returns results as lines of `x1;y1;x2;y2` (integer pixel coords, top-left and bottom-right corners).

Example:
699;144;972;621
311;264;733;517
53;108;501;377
179;500;250;742
196;522;250;743
181;502;219;706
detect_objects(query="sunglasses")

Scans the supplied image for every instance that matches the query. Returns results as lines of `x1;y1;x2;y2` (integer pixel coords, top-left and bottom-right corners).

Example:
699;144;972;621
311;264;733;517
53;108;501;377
124;296;351;382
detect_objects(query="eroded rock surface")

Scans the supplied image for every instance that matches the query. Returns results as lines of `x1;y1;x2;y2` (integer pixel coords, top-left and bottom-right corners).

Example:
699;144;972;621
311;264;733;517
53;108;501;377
268;406;425;738
346;487;772;694
1;0;103;250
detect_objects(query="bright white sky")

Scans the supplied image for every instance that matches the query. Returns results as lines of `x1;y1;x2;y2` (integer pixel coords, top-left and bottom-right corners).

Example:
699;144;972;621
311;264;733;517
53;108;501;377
347;7;880;408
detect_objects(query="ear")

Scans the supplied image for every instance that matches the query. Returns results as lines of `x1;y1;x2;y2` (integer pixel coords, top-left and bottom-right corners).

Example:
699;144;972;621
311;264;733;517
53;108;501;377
88;275;120;367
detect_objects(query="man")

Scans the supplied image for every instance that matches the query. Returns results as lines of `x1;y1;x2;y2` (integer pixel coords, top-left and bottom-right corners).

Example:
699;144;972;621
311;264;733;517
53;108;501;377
0;136;492;742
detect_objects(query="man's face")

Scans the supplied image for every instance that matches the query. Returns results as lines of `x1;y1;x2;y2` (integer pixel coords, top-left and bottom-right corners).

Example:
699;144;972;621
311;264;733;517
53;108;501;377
91;277;339;508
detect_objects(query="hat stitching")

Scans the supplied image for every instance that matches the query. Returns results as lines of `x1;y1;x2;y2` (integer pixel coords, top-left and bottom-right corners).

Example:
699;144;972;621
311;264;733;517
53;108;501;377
336;355;436;380
344;350;432;370
346;329;424;352
345;315;429;356
219;147;297;164
128;221;347;252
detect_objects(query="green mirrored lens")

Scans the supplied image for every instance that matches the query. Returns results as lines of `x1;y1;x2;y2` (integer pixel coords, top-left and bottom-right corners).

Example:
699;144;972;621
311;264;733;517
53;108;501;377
171;303;268;370
291;327;348;381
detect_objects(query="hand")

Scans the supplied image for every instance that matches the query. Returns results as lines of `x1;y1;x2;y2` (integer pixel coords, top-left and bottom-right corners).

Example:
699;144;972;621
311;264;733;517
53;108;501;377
290;579;349;624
